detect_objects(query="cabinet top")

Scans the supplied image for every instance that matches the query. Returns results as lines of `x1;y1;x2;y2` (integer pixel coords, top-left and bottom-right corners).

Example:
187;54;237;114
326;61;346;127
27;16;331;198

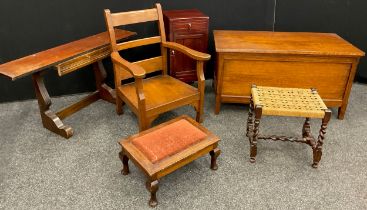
214;30;365;57
163;9;208;20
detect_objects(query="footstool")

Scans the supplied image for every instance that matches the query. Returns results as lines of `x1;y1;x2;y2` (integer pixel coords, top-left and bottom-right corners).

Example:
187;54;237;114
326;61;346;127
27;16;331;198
118;115;221;207
247;85;332;168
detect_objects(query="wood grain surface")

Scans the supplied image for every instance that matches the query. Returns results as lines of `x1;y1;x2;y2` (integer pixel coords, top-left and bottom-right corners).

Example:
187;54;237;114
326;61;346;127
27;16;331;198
0;29;135;80
214;30;365;56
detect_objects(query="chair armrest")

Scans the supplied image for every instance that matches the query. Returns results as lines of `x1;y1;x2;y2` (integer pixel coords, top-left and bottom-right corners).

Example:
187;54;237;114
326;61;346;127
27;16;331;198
111;52;146;78
162;42;211;61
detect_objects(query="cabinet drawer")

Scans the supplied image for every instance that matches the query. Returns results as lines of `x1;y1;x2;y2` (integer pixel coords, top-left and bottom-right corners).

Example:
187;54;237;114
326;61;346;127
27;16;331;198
172;20;208;33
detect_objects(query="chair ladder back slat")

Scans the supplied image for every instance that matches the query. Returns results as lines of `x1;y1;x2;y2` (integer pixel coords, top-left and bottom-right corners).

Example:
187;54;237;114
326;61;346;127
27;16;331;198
117;36;161;51
110;8;159;26
134;56;163;74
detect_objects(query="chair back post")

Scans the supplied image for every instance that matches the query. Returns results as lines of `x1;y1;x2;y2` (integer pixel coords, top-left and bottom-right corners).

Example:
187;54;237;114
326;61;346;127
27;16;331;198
104;9;122;89
135;77;147;124
155;3;168;75
104;9;118;52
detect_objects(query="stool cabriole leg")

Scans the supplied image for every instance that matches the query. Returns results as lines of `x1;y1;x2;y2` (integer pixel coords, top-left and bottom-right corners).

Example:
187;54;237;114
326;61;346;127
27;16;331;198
146;180;159;207
119;151;130;175
250;105;262;163
209;148;221;170
246;96;254;138
312;110;331;168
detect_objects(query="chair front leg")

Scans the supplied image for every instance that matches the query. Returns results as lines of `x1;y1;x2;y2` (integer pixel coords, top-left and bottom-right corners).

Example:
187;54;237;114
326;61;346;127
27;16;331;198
116;95;124;115
135;78;148;132
196;61;205;123
138;115;149;132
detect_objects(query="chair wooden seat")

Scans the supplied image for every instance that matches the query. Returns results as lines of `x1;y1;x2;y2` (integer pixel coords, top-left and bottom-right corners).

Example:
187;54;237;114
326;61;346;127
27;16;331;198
118;75;199;114
119;115;221;207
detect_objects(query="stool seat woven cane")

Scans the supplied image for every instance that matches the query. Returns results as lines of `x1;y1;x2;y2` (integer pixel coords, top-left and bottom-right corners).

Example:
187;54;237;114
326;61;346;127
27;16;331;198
247;85;332;168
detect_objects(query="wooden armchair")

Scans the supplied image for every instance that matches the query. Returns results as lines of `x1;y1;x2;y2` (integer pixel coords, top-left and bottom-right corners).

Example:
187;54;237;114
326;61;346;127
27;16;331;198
104;3;211;131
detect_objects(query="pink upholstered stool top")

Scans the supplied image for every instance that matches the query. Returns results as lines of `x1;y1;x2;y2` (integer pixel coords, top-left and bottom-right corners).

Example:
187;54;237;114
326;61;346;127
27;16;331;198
132;119;208;163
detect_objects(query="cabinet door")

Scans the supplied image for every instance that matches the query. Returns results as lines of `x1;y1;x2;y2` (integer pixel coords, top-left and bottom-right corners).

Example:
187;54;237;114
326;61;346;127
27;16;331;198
170;33;207;82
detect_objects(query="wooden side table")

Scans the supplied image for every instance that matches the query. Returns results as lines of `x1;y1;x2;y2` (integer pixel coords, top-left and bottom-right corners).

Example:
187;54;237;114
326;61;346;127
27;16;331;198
0;29;135;138
163;9;209;83
119;115;220;207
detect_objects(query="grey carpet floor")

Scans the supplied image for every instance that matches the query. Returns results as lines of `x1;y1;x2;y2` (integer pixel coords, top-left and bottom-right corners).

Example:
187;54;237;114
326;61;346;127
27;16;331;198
0;81;366;210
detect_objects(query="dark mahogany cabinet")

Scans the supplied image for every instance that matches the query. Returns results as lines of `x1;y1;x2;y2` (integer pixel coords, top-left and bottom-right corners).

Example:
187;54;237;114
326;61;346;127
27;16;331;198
163;9;209;83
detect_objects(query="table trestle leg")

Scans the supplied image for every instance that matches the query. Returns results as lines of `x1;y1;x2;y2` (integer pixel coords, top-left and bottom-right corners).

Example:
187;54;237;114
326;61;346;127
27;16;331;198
32;72;73;139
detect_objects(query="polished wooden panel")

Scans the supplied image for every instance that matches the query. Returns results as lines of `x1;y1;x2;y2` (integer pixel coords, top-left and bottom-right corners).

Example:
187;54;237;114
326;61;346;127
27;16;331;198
221;59;351;99
214;30;365;119
164;9;209;83
104;4;211;131
110;8;158;26
0;29;135;80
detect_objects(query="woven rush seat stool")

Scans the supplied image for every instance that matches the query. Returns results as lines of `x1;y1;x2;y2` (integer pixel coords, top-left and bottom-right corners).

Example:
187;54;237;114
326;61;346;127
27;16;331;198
247;85;332;168
118;115;220;207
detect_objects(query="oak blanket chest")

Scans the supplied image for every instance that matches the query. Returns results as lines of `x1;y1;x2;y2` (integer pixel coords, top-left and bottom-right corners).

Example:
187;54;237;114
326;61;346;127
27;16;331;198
213;30;365;119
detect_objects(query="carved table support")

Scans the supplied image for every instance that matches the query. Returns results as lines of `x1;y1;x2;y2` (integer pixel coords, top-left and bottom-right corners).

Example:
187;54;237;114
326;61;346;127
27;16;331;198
32;72;74;139
93;60;116;104
32;61;116;139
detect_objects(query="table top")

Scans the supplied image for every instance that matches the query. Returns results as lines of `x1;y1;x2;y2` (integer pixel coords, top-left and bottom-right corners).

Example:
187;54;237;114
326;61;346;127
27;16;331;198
0;29;135;80
214;30;365;57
